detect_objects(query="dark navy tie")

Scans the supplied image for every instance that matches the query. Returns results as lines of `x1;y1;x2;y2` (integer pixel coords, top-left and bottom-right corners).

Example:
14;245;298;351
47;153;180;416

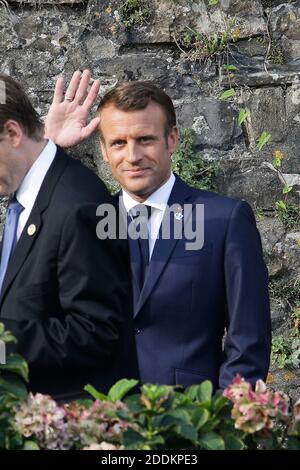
128;204;152;290
0;197;24;293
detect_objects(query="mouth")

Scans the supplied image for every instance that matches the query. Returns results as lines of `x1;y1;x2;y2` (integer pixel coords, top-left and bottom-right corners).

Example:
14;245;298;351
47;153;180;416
124;168;150;177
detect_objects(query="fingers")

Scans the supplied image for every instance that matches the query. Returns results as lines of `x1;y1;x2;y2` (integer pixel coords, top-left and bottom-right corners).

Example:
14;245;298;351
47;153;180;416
82;79;101;111
54;70;99;107
73;69;92;105
81;116;101;140
64;70;82;101
52;77;64;104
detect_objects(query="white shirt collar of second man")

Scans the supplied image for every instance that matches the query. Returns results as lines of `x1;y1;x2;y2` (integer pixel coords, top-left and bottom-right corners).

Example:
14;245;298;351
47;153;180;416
16;139;57;211
15;139;56;240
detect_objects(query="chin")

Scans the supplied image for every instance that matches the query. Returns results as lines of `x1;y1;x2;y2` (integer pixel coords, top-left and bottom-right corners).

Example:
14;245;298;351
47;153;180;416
0;185;9;196
126;181;148;193
131;189;148;199
125;184;148;199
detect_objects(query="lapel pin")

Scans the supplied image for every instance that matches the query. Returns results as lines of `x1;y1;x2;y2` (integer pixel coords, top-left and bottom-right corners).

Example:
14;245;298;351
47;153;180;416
174;206;183;221
27;224;36;236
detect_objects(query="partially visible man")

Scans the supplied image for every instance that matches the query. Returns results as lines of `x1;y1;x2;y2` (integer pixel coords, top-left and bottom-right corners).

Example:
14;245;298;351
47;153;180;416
45;72;271;391
0;73;138;401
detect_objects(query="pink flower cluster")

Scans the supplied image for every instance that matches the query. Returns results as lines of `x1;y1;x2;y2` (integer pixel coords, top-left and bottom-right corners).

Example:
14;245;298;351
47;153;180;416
14;394;130;450
65;399;130;449
223;374;289;434
14;393;71;450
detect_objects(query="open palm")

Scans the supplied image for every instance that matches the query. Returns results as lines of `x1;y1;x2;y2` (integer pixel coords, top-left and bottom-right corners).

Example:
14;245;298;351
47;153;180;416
44;70;101;148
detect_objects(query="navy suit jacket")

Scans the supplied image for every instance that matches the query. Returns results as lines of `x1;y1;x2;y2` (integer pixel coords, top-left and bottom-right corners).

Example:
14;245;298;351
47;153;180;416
128;176;271;390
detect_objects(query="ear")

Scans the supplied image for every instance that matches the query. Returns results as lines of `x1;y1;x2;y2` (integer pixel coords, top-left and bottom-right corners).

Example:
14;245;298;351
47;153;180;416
4;120;23;147
167;126;179;155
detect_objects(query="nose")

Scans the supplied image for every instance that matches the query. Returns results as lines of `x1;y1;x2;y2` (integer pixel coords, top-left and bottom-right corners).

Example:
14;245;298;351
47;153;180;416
126;141;142;164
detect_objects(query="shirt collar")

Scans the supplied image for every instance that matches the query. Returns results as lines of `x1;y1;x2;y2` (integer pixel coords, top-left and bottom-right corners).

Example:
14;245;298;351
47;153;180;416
122;172;176;213
16;139;57;210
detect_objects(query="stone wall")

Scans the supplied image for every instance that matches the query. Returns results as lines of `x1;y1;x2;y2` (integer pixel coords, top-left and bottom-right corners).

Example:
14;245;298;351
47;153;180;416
0;0;300;398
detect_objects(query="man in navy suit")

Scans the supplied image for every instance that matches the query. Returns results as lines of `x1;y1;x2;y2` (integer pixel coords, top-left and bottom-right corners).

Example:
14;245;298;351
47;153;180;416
46;71;271;390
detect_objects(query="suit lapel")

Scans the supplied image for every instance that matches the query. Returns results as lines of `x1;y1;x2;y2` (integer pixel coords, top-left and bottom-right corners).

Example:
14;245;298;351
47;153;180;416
134;177;194;317
0;147;69;306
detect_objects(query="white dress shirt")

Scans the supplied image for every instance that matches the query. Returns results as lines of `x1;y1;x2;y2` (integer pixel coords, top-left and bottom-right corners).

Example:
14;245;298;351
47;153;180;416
16;139;57;240
122;172;176;259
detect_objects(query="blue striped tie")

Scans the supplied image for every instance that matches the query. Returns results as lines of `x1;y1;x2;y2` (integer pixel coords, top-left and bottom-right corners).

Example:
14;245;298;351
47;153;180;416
0;197;24;293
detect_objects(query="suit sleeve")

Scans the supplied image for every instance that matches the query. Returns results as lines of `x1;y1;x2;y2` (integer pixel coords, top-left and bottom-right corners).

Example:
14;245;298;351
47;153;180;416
219;200;272;389
3;203;131;369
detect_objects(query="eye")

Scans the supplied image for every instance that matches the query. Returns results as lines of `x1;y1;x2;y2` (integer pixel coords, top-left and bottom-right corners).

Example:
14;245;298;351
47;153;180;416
139;136;153;144
112;140;125;147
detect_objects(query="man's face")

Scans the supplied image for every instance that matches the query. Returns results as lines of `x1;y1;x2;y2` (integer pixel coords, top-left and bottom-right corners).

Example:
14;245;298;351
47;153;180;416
0;124;27;196
100;102;178;201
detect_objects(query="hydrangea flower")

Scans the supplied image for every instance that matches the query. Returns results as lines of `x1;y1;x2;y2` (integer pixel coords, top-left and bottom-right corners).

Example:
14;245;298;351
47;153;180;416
223;375;289;434
14;393;71;450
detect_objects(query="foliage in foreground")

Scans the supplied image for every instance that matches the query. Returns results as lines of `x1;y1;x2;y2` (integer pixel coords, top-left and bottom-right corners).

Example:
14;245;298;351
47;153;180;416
1;323;299;450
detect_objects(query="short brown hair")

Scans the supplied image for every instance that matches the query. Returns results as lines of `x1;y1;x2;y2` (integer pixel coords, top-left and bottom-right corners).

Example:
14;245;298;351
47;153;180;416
97;81;176;139
0;74;43;140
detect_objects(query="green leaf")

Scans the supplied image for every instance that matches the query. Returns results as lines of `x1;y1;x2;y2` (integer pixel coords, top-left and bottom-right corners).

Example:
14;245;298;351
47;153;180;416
0;323;17;344
0;376;28;400
198;431;225;450
157;408;191;422
223;64;238;72
154;409;192;430
192;408;210;430
257;131;271;151
124;393;145;413
84;384;107;401
123;428;148;449
282;185;293;194
115;408;131;421
238;108;250;126
224;433;244;450
275;200;286;211
186;380;213;403
0;354;29;382
208;0;219;5
147;435;165;448
213;392;230;413
219;88;235;101
272;157;281;168
108;378;139;402
174;423;198;443
1;334;17;343
141;383;174;402
23;440;40;450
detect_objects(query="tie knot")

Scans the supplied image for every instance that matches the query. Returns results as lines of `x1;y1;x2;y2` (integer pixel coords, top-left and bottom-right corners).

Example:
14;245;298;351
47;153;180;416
129;204;152;220
8;197;24;215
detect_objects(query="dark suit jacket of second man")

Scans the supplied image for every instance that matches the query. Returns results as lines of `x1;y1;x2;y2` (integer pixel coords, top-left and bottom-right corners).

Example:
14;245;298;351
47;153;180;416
0;146;138;401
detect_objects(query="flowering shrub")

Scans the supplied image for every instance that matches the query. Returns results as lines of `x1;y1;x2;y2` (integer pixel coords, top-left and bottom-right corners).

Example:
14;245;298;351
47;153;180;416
5;378;299;451
13;394;130;450
224;375;300;449
65;399;129;449
224;375;289;433
14;393;71;450
0;323;300;450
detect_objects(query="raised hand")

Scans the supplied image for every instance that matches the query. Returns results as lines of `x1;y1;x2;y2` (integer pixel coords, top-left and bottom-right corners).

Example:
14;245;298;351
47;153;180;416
44;70;101;148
